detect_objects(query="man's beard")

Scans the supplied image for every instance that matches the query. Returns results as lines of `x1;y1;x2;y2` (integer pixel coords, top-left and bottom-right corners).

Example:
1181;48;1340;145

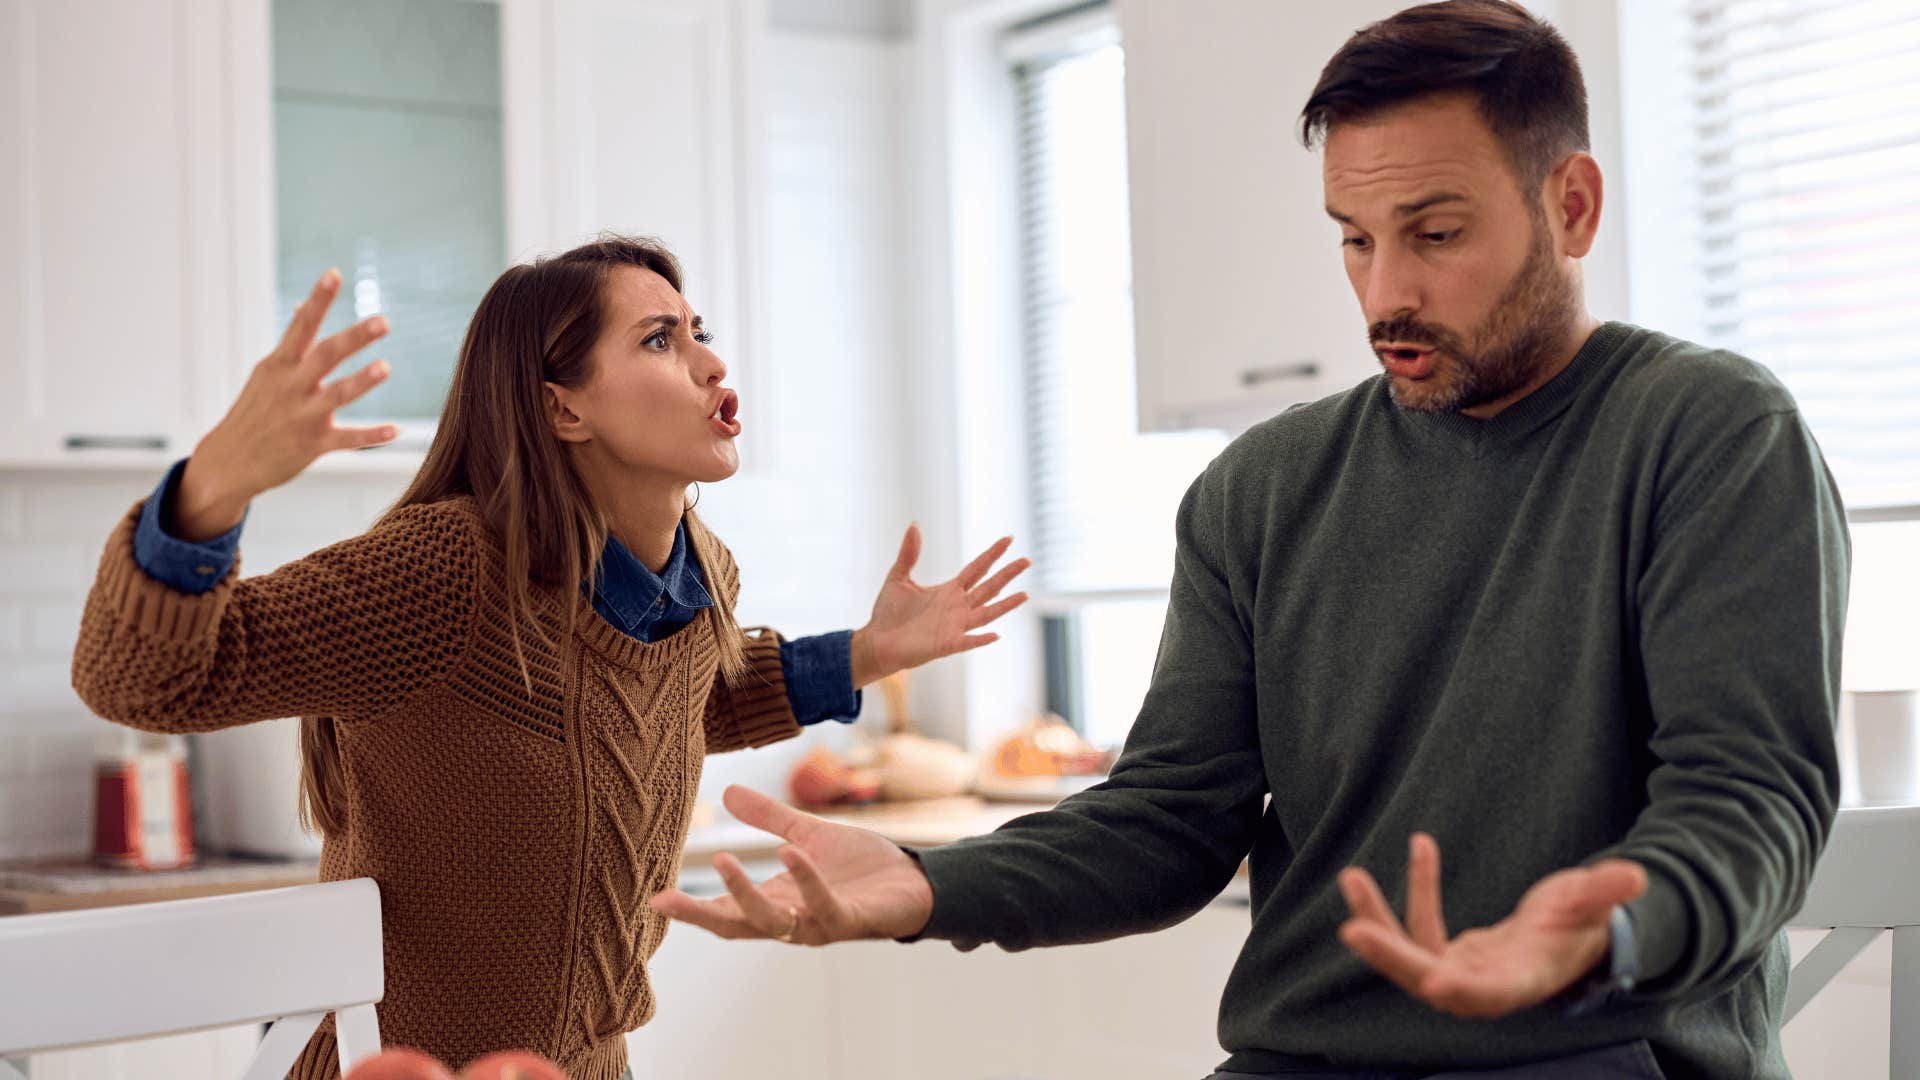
1370;220;1580;415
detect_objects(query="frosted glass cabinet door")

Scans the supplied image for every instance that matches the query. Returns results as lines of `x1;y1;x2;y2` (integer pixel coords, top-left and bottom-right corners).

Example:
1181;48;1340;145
271;0;768;445
271;0;508;432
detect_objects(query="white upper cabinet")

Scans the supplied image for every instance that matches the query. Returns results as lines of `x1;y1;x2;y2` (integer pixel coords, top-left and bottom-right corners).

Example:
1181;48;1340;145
503;0;769;452
0;0;769;467
0;0;257;467
1117;0;1406;433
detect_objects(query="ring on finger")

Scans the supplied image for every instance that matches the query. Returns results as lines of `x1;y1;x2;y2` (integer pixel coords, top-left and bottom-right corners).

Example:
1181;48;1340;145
774;905;799;943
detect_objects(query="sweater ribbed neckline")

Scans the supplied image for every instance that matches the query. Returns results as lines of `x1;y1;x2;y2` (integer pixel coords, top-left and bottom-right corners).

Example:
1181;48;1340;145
573;587;710;671
1402;321;1634;450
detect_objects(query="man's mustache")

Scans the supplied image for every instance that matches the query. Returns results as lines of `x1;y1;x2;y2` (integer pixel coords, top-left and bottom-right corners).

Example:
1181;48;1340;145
1368;315;1450;350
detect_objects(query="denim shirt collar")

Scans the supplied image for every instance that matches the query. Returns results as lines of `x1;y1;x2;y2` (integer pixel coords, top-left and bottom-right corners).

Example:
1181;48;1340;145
589;521;715;636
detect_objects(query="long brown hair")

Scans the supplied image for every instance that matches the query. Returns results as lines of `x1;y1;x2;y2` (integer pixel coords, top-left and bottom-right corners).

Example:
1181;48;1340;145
299;235;748;835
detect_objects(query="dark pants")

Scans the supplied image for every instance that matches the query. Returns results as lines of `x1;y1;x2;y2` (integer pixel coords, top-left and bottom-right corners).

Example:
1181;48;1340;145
1208;1039;1665;1080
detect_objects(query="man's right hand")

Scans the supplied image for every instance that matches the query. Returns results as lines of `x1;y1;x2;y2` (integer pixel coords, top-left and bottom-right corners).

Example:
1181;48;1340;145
649;785;936;945
174;269;398;541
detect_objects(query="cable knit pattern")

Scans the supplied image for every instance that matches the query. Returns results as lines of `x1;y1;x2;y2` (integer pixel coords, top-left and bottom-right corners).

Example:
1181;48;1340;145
70;496;802;1079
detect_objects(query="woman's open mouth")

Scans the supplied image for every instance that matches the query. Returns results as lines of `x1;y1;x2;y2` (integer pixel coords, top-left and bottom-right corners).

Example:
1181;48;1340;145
708;389;742;437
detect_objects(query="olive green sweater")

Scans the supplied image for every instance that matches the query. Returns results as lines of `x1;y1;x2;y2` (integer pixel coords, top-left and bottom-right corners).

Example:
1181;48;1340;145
917;323;1848;1079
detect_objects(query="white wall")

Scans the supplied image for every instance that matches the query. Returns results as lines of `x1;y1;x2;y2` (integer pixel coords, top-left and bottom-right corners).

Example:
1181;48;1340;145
685;28;916;800
0;26;913;860
1530;0;1631;324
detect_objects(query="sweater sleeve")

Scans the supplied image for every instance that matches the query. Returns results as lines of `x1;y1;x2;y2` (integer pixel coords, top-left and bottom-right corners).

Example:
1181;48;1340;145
72;498;482;732
911;466;1268;951
694;538;803;755
1600;409;1847;999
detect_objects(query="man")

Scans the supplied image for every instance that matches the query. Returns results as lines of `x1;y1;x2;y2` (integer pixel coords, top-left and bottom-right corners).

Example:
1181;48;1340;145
651;2;1849;1077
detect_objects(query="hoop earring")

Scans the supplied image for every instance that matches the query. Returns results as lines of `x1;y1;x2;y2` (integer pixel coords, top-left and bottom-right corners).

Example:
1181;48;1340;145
685;482;701;512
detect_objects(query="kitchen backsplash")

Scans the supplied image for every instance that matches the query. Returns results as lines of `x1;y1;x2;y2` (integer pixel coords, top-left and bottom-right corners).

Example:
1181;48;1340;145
0;466;411;859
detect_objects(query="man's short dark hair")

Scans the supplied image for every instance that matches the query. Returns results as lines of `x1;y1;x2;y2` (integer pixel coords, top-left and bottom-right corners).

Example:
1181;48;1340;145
1299;0;1590;197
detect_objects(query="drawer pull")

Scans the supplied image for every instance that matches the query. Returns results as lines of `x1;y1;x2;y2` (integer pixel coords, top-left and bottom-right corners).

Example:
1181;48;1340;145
64;435;169;451
1240;362;1320;387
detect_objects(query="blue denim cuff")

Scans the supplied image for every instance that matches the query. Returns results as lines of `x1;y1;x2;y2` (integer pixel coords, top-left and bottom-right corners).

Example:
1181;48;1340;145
133;458;246;595
778;630;863;726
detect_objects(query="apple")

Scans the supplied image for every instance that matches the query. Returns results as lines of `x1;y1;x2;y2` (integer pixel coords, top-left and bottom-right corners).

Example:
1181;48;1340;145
459;1051;569;1080
342;1048;456;1080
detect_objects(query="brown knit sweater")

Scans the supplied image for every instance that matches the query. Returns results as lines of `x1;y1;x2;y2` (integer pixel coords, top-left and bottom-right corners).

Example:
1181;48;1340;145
71;495;803;1079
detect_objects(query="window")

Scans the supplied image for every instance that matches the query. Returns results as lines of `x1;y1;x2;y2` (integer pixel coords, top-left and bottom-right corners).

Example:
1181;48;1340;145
1623;0;1920;691
1686;0;1920;508
1007;8;1228;748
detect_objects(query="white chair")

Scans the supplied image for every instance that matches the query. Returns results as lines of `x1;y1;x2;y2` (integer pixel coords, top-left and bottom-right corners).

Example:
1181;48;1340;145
0;877;384;1080
1785;805;1920;1079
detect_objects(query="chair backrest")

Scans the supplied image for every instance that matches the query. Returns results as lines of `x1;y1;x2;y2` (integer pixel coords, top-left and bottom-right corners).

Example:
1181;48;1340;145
1792;805;1920;931
0;877;384;1079
1784;805;1919;1080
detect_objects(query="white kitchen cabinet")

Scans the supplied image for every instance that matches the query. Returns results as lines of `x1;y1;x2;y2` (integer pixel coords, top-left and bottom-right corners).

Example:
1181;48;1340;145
502;0;769;461
828;901;1248;1080
0;0;263;469
626;929;840;1079
1117;0;1632;434
0;0;769;470
1116;0;1412;433
628;897;1249;1080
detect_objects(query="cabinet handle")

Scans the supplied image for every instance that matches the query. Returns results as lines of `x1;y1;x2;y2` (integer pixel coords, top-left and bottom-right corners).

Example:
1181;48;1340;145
1240;363;1320;388
64;435;169;451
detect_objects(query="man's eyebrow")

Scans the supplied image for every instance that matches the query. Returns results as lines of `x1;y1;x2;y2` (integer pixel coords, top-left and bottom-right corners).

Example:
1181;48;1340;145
1325;193;1470;225
1396;192;1469;216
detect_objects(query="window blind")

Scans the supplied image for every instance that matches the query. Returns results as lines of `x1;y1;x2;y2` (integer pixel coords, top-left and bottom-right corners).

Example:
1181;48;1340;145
1681;0;1920;508
1009;13;1226;598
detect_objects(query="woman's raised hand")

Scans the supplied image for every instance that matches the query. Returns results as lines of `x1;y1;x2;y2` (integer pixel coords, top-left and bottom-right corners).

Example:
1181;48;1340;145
849;525;1031;688
173;270;399;540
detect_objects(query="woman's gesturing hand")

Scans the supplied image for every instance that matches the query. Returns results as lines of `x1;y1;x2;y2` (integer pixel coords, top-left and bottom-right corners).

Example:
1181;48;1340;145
849;524;1031;688
173;270;400;540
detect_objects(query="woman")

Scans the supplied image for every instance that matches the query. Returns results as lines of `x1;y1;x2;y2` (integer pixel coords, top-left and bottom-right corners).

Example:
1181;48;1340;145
71;236;1029;1079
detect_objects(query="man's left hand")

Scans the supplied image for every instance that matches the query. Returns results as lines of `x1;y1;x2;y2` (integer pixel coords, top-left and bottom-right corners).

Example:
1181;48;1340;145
1337;833;1646;1018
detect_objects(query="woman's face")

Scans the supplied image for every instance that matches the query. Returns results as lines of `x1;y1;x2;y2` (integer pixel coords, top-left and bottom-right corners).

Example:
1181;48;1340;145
550;264;742;486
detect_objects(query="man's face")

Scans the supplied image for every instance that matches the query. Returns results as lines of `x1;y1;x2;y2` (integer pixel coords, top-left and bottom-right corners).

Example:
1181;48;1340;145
1323;93;1580;415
